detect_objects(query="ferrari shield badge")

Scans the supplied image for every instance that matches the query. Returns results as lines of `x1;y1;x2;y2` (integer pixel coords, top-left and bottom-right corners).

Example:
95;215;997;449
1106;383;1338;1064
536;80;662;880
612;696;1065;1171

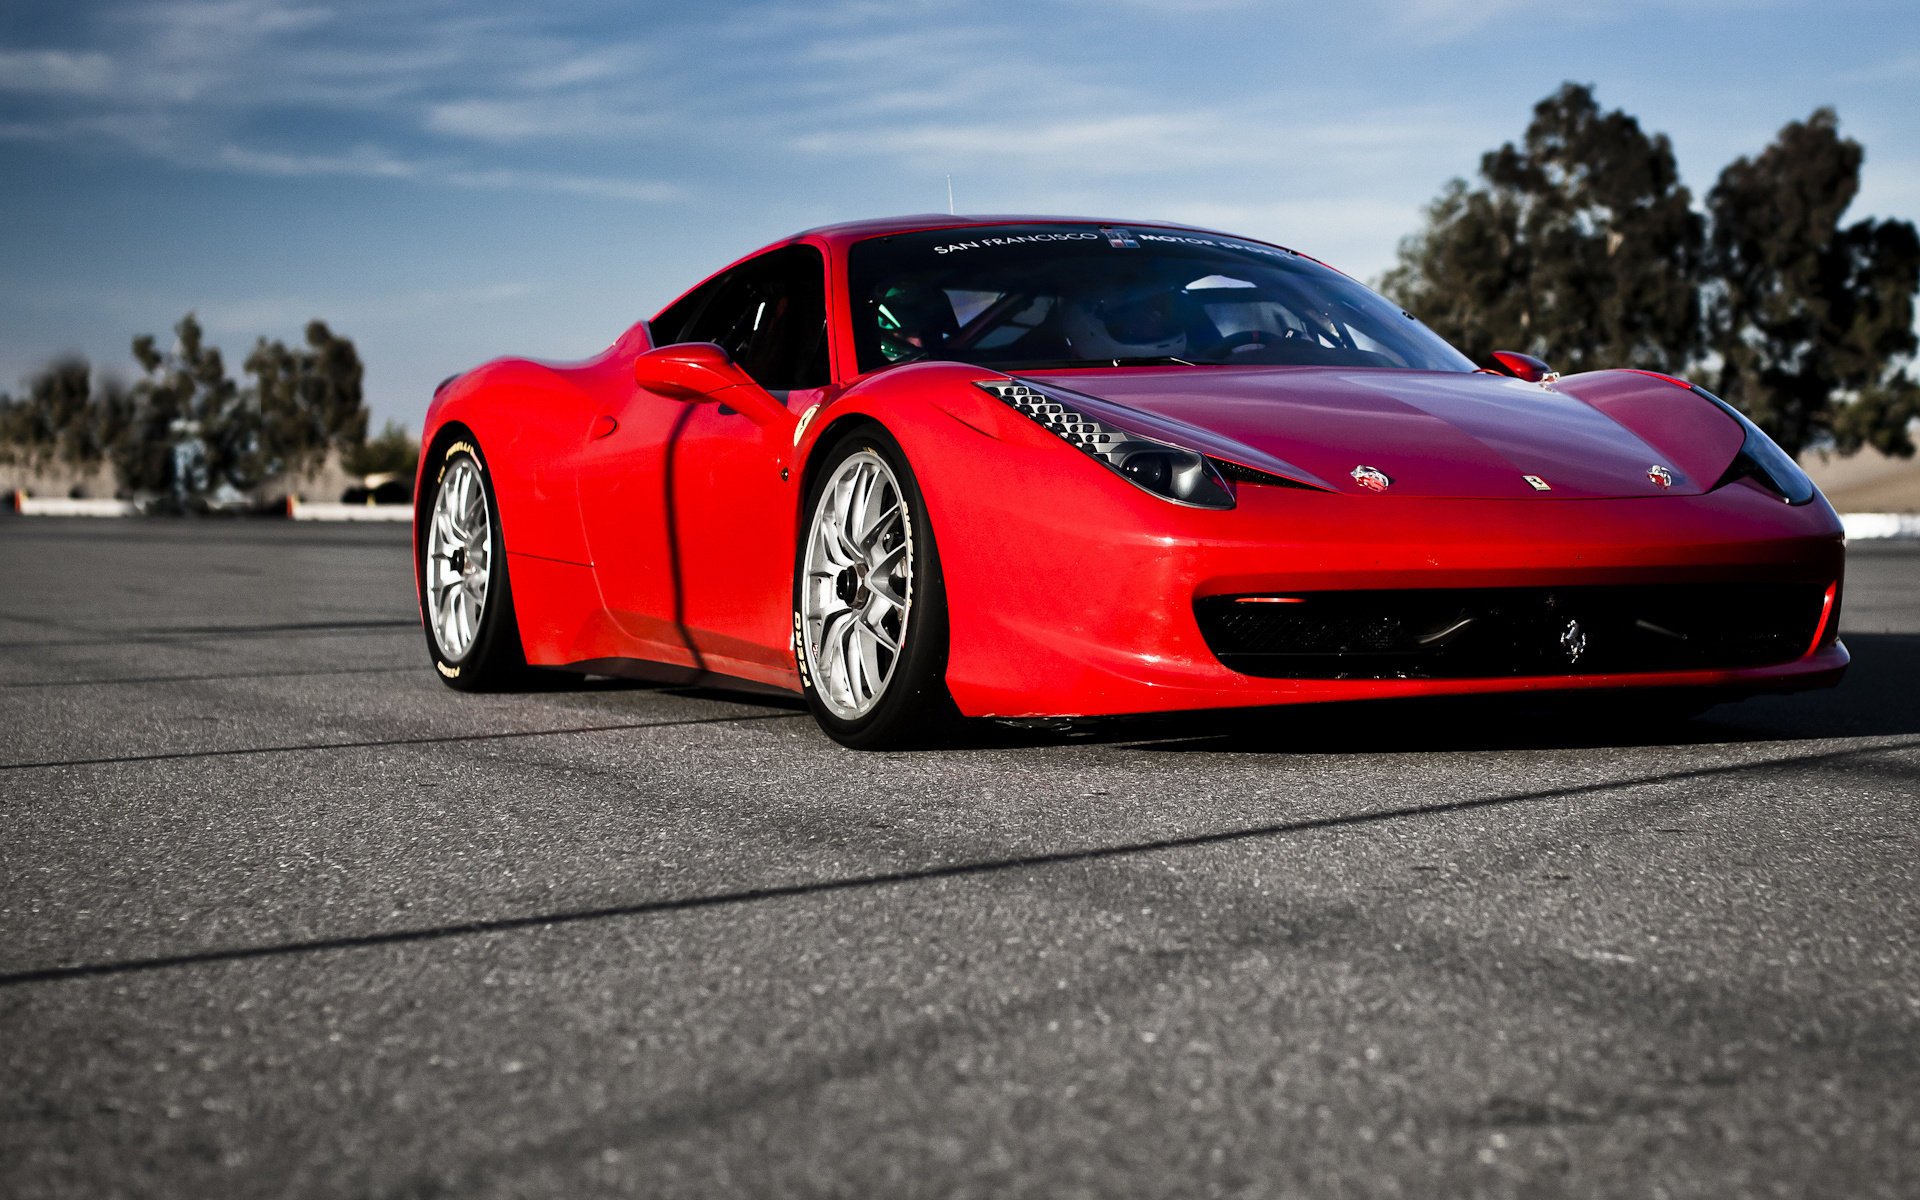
1648;464;1675;488
1523;475;1551;491
1351;465;1392;492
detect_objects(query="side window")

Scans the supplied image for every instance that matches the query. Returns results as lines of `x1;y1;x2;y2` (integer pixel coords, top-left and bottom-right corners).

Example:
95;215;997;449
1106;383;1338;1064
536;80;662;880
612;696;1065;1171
670;244;829;391
649;274;721;347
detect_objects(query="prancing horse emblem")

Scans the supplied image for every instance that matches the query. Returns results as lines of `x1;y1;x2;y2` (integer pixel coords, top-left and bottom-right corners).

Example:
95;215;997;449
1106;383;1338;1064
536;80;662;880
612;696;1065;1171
1648;464;1674;488
1560;618;1588;664
1351;465;1392;492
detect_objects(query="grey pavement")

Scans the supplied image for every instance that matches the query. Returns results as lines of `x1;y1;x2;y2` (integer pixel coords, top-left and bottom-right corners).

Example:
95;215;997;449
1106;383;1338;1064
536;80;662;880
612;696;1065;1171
1;518;1916;1198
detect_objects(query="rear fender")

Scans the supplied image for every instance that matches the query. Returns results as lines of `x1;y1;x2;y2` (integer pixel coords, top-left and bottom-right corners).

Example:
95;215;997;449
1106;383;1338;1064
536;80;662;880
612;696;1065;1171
417;321;652;567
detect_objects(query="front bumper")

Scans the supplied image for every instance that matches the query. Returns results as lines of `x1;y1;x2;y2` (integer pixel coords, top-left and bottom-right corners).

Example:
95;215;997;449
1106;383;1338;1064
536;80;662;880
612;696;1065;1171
924;461;1847;718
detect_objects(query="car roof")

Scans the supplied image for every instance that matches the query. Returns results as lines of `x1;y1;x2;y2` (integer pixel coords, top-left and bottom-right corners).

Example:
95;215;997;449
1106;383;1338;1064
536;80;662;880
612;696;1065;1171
647;214;1323;329
793;213;1233;246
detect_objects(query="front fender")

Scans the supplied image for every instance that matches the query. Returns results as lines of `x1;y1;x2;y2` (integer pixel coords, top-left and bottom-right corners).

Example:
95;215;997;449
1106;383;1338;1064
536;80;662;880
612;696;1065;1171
791;362;1219;713
1553;369;1748;490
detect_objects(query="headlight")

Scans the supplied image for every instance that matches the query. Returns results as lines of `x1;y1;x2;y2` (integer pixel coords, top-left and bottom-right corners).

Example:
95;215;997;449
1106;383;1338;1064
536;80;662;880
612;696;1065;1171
1694;386;1816;506
977;379;1235;509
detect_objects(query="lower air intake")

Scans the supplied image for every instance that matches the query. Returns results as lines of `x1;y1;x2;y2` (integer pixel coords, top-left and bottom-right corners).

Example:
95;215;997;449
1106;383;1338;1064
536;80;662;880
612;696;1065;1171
1194;582;1828;679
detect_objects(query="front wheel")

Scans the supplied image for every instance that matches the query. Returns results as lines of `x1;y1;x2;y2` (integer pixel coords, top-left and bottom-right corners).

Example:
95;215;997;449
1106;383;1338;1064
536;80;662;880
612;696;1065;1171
793;427;957;749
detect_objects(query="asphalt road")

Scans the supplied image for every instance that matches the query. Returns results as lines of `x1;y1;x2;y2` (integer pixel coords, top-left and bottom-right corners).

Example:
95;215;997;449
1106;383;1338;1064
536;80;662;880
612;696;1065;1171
2;518;1917;1199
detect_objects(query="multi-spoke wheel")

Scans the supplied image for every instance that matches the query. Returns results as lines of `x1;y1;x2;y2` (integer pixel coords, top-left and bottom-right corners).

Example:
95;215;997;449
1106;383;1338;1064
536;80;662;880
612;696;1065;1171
795;428;956;748
425;455;491;661
417;433;532;690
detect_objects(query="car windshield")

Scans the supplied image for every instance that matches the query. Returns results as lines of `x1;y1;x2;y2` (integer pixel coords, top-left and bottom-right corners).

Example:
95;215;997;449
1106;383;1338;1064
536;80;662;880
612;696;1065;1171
846;223;1476;376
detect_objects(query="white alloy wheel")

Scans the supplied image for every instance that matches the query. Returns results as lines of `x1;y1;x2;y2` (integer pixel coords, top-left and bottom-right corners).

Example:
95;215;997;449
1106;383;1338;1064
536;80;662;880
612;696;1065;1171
800;449;914;720
425;456;492;661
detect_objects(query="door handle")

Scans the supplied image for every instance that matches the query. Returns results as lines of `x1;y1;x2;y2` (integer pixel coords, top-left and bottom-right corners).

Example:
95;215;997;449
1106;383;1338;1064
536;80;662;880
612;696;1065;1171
590;414;619;440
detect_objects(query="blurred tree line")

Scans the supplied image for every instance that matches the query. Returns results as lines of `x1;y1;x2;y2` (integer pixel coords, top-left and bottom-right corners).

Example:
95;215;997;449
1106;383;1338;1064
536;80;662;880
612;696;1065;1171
1384;84;1920;457
0;314;418;503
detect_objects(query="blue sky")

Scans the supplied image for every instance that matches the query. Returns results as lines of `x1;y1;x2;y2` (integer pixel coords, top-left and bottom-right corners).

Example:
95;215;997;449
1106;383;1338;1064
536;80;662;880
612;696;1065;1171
3;0;1917;429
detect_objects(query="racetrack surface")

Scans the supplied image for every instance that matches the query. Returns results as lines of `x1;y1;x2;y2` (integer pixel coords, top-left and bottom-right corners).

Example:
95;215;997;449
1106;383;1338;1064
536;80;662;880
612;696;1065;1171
2;519;1916;1198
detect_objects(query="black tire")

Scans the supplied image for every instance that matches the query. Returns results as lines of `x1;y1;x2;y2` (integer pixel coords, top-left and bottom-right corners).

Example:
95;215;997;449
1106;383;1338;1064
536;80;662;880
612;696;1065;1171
792;426;959;749
417;430;535;691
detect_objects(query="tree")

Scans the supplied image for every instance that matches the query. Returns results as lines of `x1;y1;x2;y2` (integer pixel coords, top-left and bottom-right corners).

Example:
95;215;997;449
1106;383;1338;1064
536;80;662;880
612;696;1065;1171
1705;109;1920;456
1382;84;1704;374
0;360;89;472
343;419;419;478
245;320;368;478
3;315;374;501
118;314;370;500
0;359;130;481
126;313;244;500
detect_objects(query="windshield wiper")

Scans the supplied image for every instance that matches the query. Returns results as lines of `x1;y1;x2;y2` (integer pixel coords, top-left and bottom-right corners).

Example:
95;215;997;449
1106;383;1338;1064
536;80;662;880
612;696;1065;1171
986;356;1203;370
875;353;1208;373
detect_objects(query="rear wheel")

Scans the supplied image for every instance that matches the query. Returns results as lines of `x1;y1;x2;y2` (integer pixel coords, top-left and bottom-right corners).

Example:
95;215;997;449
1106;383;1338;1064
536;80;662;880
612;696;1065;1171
418;433;533;690
794;428;957;749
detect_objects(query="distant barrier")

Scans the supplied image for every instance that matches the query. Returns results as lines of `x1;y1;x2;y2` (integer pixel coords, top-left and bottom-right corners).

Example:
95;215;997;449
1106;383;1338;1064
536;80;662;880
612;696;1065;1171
7;490;411;521
1842;512;1920;540
286;497;412;522
10;491;139;517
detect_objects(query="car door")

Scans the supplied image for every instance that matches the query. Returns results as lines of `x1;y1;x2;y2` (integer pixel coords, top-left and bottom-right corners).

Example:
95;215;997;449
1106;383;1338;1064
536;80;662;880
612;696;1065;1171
667;243;830;685
572;268;731;666
576;243;827;683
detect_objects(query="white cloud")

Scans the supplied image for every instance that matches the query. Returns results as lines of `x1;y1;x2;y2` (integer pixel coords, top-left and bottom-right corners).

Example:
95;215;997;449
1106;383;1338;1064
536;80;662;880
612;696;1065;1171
1389;0;1549;37
443;167;679;202
215;142;680;201
195;281;537;334
132;0;333;39
214;143;420;179
798;112;1242;174
509;45;651;92
1385;0;1788;41
425;96;662;144
1843;51;1920;83
0;50;115;96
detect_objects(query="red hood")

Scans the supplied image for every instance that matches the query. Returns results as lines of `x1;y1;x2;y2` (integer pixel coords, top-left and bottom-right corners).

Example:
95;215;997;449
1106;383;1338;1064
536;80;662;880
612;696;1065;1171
1022;366;1729;499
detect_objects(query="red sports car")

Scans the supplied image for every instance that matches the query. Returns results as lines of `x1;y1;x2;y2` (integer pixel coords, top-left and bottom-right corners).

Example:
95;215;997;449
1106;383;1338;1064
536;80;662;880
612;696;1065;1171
414;215;1846;748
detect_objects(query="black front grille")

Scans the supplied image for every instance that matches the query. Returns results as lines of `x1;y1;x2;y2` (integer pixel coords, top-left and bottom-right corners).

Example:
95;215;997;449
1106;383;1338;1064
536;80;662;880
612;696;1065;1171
1195;583;1827;679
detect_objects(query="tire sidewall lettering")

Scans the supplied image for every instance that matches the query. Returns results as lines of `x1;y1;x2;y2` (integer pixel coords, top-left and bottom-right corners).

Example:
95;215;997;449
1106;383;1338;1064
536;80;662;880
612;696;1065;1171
438;440;479;486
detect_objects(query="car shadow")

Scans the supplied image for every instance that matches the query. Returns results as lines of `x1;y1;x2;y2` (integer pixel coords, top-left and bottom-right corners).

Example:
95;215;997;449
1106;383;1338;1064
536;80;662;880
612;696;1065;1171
977;632;1920;755
508;632;1920;753
509;671;812;711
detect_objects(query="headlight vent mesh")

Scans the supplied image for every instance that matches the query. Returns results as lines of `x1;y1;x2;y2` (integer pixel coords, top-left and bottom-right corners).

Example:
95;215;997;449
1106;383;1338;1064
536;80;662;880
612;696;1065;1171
978;380;1129;463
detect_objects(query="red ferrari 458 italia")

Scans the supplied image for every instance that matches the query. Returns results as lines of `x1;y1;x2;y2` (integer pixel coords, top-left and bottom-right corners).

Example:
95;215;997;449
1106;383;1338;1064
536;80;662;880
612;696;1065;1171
414;215;1846;748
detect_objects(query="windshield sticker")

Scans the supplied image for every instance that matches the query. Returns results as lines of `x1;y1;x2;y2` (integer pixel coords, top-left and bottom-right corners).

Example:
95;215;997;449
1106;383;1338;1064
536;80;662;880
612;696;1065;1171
925;229;1298;260
933;231;1102;255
